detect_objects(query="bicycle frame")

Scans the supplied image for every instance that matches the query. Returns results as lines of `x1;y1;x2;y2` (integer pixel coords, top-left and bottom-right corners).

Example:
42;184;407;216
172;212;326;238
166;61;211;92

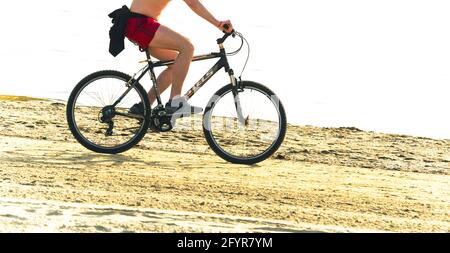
147;50;238;106
112;33;246;123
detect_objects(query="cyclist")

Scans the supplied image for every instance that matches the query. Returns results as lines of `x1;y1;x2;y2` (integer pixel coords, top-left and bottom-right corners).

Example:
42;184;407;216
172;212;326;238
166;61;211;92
114;0;234;115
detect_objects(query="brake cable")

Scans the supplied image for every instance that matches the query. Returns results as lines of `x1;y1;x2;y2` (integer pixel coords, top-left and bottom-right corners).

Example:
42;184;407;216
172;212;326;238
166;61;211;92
237;32;250;83
225;31;251;86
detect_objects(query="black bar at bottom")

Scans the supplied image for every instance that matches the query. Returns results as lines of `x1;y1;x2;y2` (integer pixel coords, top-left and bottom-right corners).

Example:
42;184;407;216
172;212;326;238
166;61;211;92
0;233;446;251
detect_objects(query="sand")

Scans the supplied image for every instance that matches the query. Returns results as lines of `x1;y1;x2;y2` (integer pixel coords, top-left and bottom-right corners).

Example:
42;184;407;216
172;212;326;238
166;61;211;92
0;96;449;232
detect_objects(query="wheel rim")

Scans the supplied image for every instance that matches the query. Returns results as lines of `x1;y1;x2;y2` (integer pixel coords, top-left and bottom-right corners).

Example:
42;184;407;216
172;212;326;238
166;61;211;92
70;75;147;150
205;86;283;161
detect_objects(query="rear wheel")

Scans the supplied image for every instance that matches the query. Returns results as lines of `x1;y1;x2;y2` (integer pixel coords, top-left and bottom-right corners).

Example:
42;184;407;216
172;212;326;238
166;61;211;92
203;81;287;164
66;70;150;154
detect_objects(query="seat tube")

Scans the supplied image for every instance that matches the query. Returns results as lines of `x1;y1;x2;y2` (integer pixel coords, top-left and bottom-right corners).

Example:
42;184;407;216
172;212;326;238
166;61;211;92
146;49;163;106
148;68;163;105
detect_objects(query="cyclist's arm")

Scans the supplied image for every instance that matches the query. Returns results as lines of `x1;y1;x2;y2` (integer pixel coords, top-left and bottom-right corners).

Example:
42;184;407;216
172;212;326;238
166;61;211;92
183;0;231;31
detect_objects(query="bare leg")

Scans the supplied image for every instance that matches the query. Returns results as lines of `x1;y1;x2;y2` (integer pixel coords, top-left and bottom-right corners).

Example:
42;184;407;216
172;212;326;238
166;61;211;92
149;25;194;99
147;48;178;105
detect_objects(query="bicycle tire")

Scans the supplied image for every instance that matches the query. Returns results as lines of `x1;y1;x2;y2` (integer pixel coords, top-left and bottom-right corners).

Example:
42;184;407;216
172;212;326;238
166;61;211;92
66;70;150;154
203;81;287;164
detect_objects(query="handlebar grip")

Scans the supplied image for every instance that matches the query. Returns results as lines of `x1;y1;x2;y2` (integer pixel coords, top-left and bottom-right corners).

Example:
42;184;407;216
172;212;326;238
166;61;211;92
222;23;236;37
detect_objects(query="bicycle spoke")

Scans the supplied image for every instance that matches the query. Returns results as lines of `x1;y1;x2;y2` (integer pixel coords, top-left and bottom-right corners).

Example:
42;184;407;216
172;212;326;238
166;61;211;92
69;73;148;150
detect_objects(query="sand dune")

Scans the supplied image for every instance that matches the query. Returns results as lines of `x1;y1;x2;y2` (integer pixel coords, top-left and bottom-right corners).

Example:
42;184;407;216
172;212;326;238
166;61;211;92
0;97;449;232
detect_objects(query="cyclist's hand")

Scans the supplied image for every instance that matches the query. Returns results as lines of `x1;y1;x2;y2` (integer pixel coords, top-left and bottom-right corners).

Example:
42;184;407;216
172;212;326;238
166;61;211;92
218;20;234;33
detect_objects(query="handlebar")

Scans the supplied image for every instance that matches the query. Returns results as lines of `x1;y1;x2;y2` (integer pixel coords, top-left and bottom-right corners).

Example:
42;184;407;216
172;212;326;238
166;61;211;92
217;24;236;44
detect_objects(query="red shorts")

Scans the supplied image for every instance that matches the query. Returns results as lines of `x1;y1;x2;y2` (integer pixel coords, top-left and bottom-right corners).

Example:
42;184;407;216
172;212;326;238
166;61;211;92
125;17;161;50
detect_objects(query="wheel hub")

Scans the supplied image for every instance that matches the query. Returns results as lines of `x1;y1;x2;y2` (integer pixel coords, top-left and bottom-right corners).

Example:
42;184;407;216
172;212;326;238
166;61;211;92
98;105;116;123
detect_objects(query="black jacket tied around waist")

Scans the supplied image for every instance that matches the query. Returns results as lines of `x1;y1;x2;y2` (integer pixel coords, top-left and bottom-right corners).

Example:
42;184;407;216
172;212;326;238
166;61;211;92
108;5;131;57
108;6;148;57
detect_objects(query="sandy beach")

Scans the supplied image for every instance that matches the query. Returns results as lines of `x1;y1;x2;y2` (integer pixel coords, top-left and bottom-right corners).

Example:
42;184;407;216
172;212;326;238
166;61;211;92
0;95;449;232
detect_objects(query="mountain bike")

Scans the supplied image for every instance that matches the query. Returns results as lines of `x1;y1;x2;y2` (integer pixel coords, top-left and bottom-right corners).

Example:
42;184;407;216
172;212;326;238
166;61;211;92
66;27;287;164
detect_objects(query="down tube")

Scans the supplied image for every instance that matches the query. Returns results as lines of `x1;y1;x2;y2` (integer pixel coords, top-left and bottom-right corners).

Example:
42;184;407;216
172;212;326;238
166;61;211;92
184;60;223;99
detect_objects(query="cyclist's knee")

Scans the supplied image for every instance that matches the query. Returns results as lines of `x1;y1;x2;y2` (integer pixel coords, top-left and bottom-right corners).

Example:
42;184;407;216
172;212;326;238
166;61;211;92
180;39;194;55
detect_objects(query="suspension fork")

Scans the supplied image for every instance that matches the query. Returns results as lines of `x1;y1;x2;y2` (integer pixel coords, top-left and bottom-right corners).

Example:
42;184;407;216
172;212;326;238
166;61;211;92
219;47;247;125
229;71;247;125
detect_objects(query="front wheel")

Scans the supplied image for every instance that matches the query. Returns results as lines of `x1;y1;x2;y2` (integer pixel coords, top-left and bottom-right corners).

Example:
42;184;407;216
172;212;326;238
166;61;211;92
203;81;287;164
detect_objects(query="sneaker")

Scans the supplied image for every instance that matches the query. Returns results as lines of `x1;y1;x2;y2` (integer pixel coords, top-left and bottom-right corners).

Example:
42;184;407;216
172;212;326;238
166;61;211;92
128;102;144;115
165;96;203;117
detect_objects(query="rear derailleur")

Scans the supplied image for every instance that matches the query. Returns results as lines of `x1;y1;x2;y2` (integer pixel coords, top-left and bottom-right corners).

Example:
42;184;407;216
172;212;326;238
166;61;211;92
98;105;116;136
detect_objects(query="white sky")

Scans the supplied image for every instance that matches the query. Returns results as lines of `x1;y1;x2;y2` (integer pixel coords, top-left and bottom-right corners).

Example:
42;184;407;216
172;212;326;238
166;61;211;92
0;0;449;139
